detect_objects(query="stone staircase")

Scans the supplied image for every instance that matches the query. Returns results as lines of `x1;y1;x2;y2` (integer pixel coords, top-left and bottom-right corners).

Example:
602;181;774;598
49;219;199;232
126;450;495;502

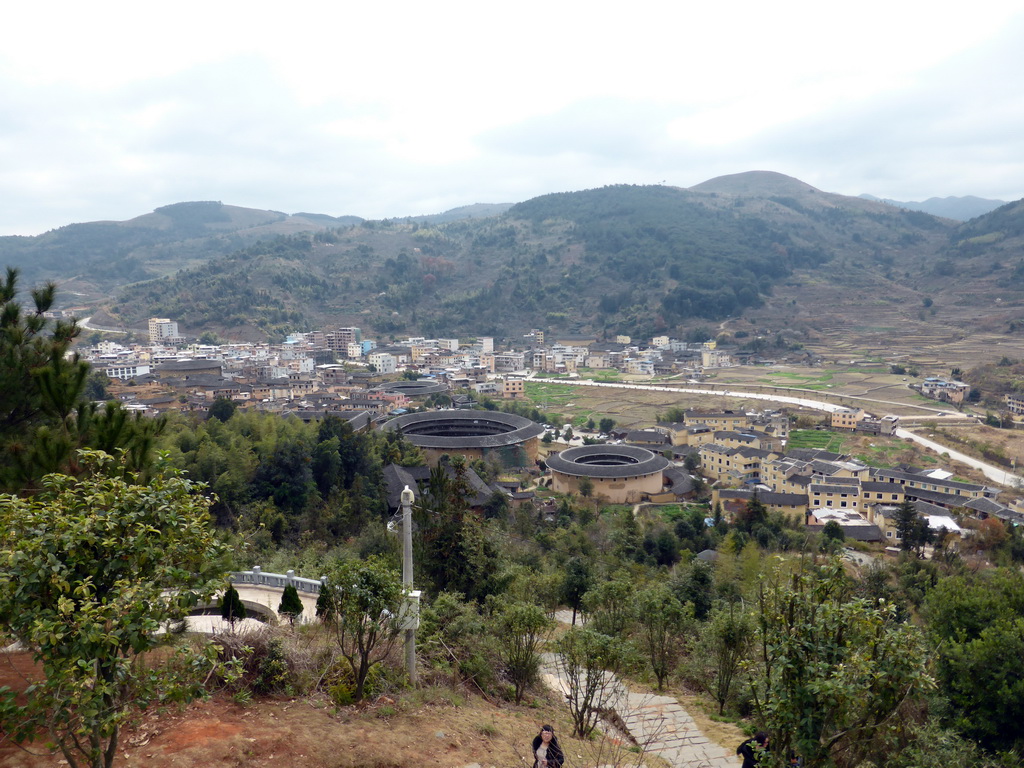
617;691;734;768
539;652;734;768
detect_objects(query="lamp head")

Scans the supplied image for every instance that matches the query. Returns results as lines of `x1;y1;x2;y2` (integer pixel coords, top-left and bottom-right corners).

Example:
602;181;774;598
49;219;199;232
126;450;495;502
401;485;415;506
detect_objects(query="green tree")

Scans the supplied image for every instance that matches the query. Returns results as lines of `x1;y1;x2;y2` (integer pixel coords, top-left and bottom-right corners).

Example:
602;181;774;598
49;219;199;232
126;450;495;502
598;417;615;433
221;584;246;629
924;569;1024;755
0;451;227;768
583;575;636;636
208;396;237;422
894;499;918;552
83;370;110;401
671;560;715;620
738;491;767;533
278;584;303;626
1;269;164;493
315;585;334;623
561;556;592;626
415;461;500;601
318;556;406;701
748;558;932;768
494;601;553;704
557;628;628;737
696;603;753;715
1;268;80;444
636;582;691;690
577;475;594;497
822;520;845;543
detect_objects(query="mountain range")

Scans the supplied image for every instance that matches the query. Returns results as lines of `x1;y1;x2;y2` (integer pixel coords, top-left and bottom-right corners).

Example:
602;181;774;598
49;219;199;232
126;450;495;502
858;194;1006;221
4;173;1023;349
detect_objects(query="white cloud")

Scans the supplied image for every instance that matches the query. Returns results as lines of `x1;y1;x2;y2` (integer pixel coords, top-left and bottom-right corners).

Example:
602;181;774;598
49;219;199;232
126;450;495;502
1;1;1023;234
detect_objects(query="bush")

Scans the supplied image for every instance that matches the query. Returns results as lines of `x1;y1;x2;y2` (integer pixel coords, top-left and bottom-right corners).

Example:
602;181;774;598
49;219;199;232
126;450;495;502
326;661;392;707
215;629;295;696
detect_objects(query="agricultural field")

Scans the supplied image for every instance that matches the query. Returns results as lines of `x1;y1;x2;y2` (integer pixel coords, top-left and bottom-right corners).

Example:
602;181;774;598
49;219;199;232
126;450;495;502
579;367;623;382
707;364;953;416
787;429;847;453
522;381;763;429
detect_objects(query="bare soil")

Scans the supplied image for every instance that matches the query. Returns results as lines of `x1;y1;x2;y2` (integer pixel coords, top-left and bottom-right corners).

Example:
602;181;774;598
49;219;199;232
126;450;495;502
0;650;708;768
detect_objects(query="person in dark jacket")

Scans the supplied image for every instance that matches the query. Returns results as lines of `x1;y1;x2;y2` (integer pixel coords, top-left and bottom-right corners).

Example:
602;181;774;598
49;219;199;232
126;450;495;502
532;724;564;768
736;731;769;768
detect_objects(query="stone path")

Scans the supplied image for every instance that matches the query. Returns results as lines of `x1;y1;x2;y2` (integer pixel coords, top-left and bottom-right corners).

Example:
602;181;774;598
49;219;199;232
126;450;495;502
617;692;733;768
540;650;734;768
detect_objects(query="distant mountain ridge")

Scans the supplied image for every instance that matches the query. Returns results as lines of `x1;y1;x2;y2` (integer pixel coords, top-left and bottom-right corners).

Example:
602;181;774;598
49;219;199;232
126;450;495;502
0;201;507;302
103;175;992;343
858;193;1005;221
4;171;1024;348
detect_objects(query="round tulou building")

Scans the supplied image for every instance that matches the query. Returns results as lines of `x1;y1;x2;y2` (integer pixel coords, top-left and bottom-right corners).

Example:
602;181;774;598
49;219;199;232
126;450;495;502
382;410;544;468
546;444;669;503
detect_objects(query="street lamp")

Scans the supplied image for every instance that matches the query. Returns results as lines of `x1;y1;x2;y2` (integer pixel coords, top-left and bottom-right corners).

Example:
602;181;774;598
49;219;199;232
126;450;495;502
400;485;417;685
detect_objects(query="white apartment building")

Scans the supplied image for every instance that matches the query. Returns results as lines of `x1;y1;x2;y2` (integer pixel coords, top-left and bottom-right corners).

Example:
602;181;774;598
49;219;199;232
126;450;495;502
368;352;397;374
148;318;183;344
105;363;151;381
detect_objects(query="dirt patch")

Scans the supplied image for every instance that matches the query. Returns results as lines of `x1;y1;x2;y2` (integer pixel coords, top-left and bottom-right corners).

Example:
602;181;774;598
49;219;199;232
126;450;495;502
0;662;593;768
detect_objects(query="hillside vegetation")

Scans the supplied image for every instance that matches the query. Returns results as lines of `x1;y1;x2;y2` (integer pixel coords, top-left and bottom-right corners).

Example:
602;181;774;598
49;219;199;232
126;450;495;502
101;173;1004;343
9;171;1024;345
0;201;363;302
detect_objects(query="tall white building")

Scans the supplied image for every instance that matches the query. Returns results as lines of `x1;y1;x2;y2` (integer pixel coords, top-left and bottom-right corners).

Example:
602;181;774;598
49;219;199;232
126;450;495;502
368;352;397;374
148;318;180;344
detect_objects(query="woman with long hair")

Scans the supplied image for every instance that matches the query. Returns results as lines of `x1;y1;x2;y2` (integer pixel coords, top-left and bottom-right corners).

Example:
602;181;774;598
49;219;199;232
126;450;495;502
531;724;564;768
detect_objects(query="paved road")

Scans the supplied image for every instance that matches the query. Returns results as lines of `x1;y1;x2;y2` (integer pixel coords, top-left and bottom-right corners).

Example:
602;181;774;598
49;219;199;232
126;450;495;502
78;316;129;334
895;428;1022;487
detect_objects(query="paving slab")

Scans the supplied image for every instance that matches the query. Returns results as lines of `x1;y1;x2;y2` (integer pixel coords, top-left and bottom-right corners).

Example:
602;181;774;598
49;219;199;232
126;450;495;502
539;651;735;768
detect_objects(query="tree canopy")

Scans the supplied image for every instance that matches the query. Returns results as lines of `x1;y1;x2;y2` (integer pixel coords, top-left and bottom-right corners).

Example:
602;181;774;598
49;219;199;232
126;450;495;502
0;451;227;768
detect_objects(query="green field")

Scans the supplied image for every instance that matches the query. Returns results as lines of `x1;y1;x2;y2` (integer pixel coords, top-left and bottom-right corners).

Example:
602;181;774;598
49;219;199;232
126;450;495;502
524;382;577;405
760;371;836;390
787;429;847;452
577;367;622;382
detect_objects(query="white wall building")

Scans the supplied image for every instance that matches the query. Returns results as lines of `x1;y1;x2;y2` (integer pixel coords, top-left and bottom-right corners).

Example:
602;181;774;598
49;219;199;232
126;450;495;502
105;364;151;381
148;318;182;344
368;352;397;374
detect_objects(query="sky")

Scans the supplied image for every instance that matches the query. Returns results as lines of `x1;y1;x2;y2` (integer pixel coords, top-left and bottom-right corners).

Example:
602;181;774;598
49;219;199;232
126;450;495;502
3;1;1024;235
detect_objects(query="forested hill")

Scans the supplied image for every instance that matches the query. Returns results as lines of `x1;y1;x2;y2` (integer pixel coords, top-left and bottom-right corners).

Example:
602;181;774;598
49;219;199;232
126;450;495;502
102;176;972;342
0;201;363;301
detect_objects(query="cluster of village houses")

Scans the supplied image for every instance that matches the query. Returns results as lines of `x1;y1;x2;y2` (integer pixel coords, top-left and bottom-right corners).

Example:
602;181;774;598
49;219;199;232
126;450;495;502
85;321;759;414
81;319;1022;552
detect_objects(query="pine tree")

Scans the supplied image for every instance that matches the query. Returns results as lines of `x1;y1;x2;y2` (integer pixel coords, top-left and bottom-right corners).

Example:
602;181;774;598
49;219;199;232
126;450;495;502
278;584;303;626
316;585;334;623
1;267;165;492
221;584;246;629
894;499;918;551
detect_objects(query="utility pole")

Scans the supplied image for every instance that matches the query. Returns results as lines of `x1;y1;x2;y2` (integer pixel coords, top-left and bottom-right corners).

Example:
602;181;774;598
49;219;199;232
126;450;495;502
400;485;417;685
